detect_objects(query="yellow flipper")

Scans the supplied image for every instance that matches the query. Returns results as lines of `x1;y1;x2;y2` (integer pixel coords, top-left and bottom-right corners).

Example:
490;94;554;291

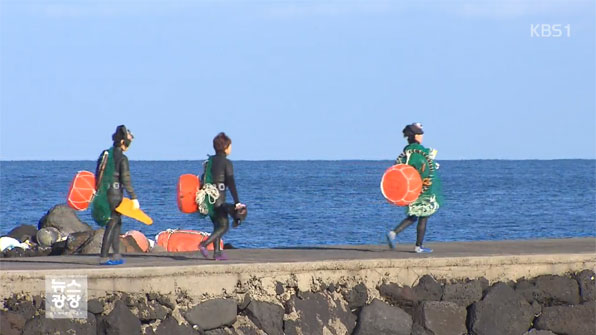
116;197;153;225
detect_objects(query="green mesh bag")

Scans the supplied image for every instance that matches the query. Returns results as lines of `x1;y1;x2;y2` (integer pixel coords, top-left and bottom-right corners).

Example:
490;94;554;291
91;148;114;226
200;156;216;219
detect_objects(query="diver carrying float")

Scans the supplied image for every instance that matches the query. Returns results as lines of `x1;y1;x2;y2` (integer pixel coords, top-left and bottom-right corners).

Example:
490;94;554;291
380;122;443;253
66;125;151;265
177;132;247;261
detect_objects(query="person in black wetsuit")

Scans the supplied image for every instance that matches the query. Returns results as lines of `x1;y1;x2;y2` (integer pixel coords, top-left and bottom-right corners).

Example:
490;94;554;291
198;132;246;261
99;125;140;265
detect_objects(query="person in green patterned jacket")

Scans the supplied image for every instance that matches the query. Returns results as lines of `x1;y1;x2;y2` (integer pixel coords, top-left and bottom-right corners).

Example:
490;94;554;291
386;123;443;253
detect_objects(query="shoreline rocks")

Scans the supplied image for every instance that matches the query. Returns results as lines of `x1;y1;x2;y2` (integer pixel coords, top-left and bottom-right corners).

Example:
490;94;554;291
1;271;593;335
38;204;92;235
1;203;153;257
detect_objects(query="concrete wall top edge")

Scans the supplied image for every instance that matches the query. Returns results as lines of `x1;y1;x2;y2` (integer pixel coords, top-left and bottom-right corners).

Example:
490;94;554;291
1;253;594;280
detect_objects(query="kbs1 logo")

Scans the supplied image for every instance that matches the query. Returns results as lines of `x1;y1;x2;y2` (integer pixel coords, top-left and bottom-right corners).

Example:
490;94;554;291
530;24;571;38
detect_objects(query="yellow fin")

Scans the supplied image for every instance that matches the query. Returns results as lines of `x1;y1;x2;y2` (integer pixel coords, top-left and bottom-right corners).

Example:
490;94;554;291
116;197;153;225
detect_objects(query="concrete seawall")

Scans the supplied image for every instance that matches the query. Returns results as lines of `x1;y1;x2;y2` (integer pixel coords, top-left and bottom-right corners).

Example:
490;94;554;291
1;238;595;334
2;238;594;299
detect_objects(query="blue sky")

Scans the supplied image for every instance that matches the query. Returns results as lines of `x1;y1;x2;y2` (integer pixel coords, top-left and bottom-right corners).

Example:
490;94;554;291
1;0;594;160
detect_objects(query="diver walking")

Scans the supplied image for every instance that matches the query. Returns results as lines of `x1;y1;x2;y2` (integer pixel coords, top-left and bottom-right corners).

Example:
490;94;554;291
386;123;443;253
198;132;246;261
94;125;141;265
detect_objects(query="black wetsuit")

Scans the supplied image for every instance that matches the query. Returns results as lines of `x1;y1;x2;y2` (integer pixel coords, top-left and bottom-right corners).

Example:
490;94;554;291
99;146;137;258
392;216;428;247
200;152;239;256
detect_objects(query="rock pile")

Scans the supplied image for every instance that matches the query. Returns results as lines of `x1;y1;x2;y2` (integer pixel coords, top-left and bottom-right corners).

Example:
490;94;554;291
1;204;148;258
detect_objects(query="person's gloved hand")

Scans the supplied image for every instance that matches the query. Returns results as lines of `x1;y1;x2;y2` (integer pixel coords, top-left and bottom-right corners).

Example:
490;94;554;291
132;199;140;210
233;203;247;228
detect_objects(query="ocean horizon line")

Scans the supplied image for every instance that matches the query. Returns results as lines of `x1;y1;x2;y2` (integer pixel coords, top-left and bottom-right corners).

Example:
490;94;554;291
1;158;595;162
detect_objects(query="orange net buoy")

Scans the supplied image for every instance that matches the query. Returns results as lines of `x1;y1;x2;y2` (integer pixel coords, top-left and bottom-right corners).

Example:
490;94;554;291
177;174;200;213
123;230;150;252
380;164;422;206
67;171;96;211
156;229;223;252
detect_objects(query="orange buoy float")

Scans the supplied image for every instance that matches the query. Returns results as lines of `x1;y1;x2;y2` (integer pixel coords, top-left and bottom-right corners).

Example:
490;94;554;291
380;164;423;206
123;230;150;252
67;171;96;211
155;229;223;252
177;174;200;213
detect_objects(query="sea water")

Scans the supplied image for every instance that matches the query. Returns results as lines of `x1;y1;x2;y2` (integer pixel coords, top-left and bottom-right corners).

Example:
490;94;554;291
0;160;594;248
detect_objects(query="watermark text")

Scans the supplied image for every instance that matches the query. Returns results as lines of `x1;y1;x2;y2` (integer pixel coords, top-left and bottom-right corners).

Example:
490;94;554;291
530;24;571;38
45;275;88;319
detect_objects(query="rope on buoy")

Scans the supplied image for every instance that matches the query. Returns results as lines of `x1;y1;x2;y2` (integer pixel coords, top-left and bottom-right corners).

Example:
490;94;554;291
195;183;219;215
